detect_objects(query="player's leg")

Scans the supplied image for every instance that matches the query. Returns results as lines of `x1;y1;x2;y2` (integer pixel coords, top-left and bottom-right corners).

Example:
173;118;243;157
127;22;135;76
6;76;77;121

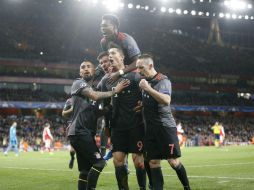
69;136;90;190
168;158;191;190
129;127;146;190
4;143;12;155
149;159;164;190
132;153;146;190
166;128;191;190
14;143;19;156
111;129;129;190
69;145;75;169
84;135;106;190
113;151;128;190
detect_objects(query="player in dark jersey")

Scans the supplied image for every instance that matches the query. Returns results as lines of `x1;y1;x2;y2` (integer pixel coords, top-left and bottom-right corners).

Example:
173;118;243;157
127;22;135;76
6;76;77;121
100;47;146;190
96;51;112;157
136;54;191;190
100;14;141;81
68;61;129;190
62;98;76;169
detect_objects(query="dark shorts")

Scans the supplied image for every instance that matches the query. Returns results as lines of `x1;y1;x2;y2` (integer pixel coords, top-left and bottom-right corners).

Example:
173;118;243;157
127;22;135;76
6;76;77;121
214;134;220;140
111;126;145;154
69;134;103;171
145;126;181;160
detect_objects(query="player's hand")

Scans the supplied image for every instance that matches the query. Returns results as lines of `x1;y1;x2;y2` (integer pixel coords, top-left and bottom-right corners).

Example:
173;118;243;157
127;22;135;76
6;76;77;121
133;100;143;113
139;79;151;91
108;71;120;84
114;79;130;94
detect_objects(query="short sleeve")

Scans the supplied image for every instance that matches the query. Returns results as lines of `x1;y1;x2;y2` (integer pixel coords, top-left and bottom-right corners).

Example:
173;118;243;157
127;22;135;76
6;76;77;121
122;34;141;60
157;79;172;95
71;79;90;96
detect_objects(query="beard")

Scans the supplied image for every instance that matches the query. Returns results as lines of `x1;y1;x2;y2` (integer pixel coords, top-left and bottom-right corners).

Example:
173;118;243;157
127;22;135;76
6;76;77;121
83;75;93;82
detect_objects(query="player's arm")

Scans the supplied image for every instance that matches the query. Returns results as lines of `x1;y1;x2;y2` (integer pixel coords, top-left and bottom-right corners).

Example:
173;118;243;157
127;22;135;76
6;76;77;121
139;79;171;105
81;79;130;101
121;55;138;74
62;106;73;117
47;128;53;140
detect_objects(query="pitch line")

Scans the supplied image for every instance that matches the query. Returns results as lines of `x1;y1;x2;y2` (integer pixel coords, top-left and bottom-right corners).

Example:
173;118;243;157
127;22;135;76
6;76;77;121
1;166;254;180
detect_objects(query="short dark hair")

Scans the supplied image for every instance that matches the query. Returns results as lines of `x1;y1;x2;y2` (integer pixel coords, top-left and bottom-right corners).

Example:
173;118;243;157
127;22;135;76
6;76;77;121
102;14;120;28
108;45;124;57
138;54;153;60
97;51;109;61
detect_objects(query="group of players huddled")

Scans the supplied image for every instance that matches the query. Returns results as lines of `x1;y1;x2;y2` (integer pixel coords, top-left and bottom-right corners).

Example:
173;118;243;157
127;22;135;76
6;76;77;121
62;14;191;190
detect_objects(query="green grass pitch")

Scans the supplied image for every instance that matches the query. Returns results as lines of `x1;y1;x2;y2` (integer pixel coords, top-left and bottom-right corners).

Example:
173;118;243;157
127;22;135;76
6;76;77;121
0;146;254;190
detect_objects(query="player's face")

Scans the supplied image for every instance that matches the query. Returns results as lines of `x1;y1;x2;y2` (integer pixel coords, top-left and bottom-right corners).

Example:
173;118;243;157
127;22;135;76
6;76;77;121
99;55;111;73
108;48;124;71
136;59;150;77
101;19;115;38
80;62;95;81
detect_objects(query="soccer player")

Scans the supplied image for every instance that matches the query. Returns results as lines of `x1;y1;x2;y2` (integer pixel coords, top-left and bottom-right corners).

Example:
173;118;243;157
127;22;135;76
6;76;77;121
68;61;129;190
42;123;54;154
219;123;225;147
136;54;191;190
211;121;221;147
62;98;76;169
100;14;141;80
100;47;146;190
96;51;112;157
4;121;19;156
177;122;185;148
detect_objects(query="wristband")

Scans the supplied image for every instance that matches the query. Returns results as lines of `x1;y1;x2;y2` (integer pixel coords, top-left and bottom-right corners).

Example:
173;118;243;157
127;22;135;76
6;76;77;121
119;69;124;76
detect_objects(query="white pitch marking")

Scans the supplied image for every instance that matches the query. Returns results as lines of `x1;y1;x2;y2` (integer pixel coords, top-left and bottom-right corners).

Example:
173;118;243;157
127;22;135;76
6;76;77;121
1;166;254;180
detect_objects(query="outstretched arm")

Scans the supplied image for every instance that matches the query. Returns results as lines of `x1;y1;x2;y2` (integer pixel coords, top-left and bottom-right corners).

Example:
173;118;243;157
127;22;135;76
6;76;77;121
81;79;130;101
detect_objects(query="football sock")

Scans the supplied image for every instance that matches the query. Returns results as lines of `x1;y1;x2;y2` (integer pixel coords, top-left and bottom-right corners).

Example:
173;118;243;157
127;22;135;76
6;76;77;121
144;160;153;189
78;170;88;190
115;165;129;190
172;163;191;190
135;166;146;190
150;167;164;190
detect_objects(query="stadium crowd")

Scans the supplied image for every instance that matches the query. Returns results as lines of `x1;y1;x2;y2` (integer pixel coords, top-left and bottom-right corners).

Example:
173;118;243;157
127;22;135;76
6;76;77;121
1;88;253;107
0;115;253;151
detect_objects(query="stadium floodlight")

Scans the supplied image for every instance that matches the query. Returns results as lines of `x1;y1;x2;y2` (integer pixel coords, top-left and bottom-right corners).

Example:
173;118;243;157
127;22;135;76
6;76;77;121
127;3;133;9
183;10;188;14
247;4;252;9
191;10;196;15
224;0;248;11
145;6;149;11
245;15;249;19
161;7;166;12
104;0;122;12
219;13;225;18
225;13;231;19
176;9;182;15
206;12;210;16
238;15;242;19
198;11;203;16
136;4;141;9
168;8;174;13
251;16;254;20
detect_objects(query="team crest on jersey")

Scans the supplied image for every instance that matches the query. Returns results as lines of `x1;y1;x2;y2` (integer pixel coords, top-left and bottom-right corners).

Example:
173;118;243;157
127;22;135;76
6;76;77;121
94;152;101;159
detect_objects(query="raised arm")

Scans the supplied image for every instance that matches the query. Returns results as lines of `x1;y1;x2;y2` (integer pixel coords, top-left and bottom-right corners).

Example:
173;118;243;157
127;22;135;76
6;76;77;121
139;79;171;105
